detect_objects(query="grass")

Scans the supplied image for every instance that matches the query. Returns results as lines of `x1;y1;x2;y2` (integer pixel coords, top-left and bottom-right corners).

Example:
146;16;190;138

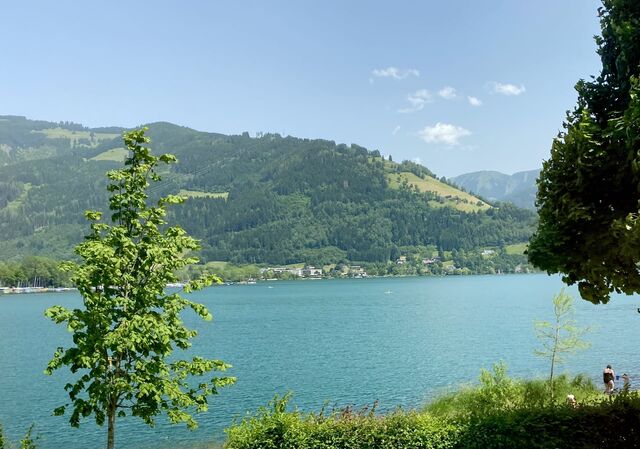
178;189;229;200
202;261;230;270
33;128;119;147
2;183;31;212
505;242;528;255
386;172;490;212
424;363;601;418
225;364;634;449
285;263;305;269
89;148;128;162
178;261;262;283
381;159;397;171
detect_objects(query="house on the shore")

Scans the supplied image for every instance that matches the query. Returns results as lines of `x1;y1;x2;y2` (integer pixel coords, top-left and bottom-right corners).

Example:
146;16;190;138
286;267;304;277
303;266;322;278
349;265;367;277
260;266;304;277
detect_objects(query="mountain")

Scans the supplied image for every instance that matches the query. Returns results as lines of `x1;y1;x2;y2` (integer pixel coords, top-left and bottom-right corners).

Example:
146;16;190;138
0;115;537;265
450;169;540;209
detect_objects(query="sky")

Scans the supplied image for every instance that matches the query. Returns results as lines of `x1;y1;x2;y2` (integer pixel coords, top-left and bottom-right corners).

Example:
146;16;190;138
1;0;603;177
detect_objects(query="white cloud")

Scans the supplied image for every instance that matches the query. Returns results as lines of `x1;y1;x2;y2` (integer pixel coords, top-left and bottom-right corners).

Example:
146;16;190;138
392;125;401;135
413;157;422;164
418;122;471;146
467;96;482;106
438;86;457;100
491;82;526;96
398;89;432;113
371;66;420;80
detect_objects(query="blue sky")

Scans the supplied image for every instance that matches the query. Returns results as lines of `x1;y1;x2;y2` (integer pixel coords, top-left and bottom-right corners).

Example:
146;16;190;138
1;0;602;177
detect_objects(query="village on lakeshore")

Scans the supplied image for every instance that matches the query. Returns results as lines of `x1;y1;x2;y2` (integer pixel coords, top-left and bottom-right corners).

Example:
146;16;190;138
0;251;537;294
0;286;76;295
4;1;640;447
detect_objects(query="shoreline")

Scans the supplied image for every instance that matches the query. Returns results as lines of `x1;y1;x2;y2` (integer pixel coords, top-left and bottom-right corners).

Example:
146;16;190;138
0;286;77;295
0;272;544;296
227;270;542;285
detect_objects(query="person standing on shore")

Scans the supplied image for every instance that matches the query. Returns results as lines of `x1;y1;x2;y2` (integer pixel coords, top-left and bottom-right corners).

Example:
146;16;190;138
622;373;630;392
603;365;615;395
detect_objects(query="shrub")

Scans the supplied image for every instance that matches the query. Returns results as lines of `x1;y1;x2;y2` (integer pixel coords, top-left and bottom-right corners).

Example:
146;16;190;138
226;365;640;449
225;393;459;449
0;424;39;449
426;363;600;419
456;394;640;449
0;423;6;449
19;426;37;449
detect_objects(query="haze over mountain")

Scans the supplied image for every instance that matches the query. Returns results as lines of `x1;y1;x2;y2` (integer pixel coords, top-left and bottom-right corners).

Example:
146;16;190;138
0;115;536;266
451;169;540;210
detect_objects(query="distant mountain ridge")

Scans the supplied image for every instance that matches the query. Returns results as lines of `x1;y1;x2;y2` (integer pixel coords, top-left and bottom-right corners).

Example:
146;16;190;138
451;169;540;209
0;115;536;265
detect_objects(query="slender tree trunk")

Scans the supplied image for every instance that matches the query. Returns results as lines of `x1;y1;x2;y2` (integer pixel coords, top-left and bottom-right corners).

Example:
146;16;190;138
107;400;116;449
549;324;559;400
549;350;556;398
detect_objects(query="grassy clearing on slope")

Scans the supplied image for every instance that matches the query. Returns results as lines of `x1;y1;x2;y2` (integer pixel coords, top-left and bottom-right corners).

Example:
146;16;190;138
201;261;231;270
33;128;119;146
285;263;305;269
89;148;128;162
178;189;229;200
387;172;490;212
2;183;31;213
182;261;261;283
505;242;528;255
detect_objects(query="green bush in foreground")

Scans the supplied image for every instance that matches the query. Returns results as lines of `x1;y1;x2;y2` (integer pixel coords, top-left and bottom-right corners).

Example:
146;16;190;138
226;368;640;449
19;425;37;449
226;393;459;449
0;424;38;449
456;397;640;449
425;362;600;418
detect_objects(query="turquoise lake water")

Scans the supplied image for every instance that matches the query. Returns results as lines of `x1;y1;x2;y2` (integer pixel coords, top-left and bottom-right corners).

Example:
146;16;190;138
1;274;638;448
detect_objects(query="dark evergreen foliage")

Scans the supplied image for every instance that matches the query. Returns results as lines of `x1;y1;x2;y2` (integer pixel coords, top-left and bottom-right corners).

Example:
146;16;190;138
0;116;536;266
529;0;640;302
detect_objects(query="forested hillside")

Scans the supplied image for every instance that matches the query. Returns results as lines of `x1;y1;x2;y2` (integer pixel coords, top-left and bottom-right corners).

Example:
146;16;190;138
0;116;537;266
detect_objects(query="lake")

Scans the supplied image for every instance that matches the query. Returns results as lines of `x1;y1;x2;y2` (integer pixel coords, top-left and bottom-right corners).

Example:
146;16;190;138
0;274;638;448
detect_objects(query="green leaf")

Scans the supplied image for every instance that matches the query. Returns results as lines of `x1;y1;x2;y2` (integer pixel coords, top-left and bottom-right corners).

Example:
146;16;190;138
45;128;233;445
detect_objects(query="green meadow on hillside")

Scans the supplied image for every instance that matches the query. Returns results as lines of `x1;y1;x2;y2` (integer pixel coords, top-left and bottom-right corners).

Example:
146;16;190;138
386;171;490;212
0;116;536;268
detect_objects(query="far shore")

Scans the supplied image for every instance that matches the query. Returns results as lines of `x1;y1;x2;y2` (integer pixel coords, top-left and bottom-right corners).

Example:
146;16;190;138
0;286;77;295
0;271;542;296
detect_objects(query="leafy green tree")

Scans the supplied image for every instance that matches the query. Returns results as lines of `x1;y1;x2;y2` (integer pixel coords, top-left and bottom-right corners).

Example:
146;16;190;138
529;0;640;303
44;129;235;449
534;290;590;399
